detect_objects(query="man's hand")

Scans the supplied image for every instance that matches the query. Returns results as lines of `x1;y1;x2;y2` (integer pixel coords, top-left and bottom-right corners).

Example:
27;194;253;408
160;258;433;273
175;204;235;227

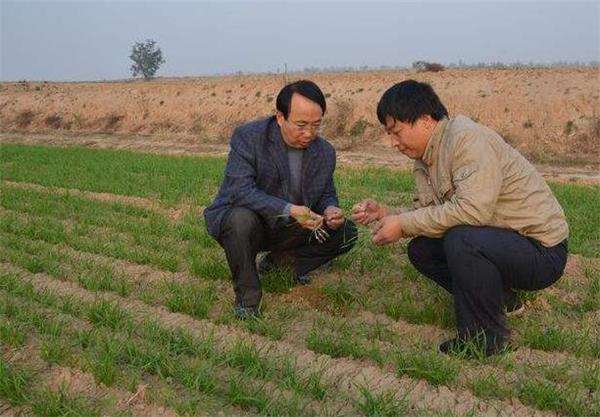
324;206;344;230
290;205;324;230
351;199;387;225
372;215;404;245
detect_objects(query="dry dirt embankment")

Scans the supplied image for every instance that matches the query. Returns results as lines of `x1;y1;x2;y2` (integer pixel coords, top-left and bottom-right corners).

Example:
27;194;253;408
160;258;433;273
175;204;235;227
1;68;599;165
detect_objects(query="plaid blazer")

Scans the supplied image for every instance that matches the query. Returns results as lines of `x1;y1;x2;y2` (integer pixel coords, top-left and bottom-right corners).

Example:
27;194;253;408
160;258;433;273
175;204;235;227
204;116;339;238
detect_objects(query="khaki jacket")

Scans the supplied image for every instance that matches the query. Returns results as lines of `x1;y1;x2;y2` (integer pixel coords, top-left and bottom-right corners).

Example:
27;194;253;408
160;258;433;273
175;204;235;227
396;116;569;247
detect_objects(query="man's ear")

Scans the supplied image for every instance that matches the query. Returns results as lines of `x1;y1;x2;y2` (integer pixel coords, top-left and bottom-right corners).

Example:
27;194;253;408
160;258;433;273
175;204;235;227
417;115;435;130
425;115;437;129
275;111;285;127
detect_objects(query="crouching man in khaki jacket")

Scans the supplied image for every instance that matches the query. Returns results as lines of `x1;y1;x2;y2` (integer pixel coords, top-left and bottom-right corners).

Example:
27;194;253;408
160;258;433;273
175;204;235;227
352;80;568;356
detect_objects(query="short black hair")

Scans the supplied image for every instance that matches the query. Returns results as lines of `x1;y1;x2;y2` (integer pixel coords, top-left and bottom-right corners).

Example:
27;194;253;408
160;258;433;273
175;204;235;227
376;80;448;125
276;80;326;119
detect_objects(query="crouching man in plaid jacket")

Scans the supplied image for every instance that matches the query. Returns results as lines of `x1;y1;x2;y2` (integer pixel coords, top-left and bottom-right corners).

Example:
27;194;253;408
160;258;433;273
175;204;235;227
205;80;357;318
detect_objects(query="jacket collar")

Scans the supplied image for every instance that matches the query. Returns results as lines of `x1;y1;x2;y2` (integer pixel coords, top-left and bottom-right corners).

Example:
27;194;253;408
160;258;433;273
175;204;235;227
421;117;449;167
267;117;290;183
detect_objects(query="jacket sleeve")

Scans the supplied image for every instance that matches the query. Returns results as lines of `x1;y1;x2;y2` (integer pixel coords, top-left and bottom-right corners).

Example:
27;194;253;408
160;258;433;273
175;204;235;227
398;133;502;238
314;147;339;213
226;127;289;219
388;205;414;215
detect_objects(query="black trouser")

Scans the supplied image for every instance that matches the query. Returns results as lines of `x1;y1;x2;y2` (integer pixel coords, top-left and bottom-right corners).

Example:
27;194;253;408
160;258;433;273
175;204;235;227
407;225;568;341
217;207;358;308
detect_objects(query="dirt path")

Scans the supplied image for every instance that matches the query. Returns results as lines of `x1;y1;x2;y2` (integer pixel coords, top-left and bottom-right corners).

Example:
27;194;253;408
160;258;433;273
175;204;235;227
2;132;599;184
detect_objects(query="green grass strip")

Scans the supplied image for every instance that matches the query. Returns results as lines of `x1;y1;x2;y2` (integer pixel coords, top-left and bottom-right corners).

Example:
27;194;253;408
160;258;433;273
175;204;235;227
0;144;225;206
2;144;598;256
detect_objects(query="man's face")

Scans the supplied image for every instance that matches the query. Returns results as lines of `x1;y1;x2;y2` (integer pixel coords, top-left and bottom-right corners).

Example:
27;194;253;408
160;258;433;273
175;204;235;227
277;93;323;149
384;115;433;160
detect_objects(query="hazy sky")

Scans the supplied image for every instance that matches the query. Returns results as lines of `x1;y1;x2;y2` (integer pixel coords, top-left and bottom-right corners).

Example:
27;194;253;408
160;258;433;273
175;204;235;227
1;1;598;81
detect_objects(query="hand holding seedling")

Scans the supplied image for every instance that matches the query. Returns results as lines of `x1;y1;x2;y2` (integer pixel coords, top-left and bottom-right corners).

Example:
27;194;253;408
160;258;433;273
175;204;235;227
371;215;404;245
351;199;387;225
290;205;324;230
324;206;344;230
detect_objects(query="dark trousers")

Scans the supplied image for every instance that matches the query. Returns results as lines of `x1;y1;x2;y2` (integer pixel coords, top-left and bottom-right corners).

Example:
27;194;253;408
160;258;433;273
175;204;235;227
407;225;568;340
217;207;358;307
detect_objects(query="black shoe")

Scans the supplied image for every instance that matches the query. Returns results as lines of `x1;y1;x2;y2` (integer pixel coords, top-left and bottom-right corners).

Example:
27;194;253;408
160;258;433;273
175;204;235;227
504;289;525;317
319;261;333;271
439;333;508;358
439;338;464;355
234;305;260;319
296;274;311;285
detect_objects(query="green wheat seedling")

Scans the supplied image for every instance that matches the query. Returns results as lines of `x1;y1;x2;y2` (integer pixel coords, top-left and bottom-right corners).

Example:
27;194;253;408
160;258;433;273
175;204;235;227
163;280;217;319
40;335;73;365
175;357;218;394
86;300;133;331
354;385;409;417
242;314;285;340
0;319;26;347
30;384;101;417
138;319;215;357
384;288;454;328
226;374;309;416
580;265;600;312
237;302;303;341
321;279;361;309
0;359;31;407
306;318;385;365
334;225;399;274
470;373;512;400
520;323;579;354
226;376;271;412
186;245;229;280
224;339;275;379
582;363;600;391
75;268;132;297
517;378;588;417
338;223;365;252
280;357;328;401
394;348;459;386
259;263;296;293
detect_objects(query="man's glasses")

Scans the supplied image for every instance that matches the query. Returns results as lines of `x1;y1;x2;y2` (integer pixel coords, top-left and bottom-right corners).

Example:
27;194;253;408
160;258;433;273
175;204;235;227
288;120;323;133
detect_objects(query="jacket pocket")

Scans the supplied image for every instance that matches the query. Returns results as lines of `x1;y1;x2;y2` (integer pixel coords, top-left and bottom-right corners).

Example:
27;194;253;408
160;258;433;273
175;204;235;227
438;174;455;202
414;171;435;208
